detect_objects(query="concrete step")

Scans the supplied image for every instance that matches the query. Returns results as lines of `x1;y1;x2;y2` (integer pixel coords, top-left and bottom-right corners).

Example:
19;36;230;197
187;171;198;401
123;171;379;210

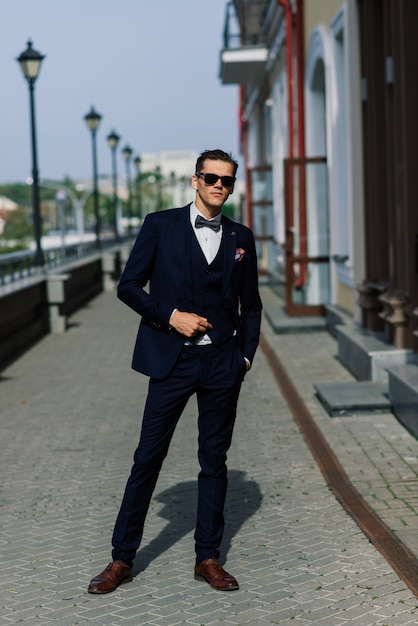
336;324;417;383
325;304;353;338
388;364;418;437
315;381;391;417
264;305;327;334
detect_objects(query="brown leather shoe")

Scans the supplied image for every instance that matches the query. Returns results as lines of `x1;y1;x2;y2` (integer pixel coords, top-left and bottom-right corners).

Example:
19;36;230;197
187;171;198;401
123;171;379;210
194;558;239;591
88;561;133;594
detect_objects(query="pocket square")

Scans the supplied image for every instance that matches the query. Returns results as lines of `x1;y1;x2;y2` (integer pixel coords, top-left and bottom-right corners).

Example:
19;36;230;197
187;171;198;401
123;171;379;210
234;248;247;262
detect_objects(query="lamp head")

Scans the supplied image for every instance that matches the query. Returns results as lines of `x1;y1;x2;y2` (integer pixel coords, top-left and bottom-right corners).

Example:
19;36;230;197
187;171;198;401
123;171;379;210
122;145;133;160
17;40;45;82
84;106;102;132
107;129;120;150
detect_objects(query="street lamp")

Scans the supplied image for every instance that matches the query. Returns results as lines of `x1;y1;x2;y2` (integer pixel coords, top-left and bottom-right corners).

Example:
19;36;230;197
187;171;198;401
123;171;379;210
133;155;142;222
106;129;120;239
17;40;45;267
84;106;102;247
122;145;133;231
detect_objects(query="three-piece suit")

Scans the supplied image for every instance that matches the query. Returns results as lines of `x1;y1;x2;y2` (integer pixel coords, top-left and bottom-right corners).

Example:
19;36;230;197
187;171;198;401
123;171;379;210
112;203;262;566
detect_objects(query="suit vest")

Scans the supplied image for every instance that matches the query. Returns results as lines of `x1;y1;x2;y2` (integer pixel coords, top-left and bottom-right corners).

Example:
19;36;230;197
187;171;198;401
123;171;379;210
190;229;235;345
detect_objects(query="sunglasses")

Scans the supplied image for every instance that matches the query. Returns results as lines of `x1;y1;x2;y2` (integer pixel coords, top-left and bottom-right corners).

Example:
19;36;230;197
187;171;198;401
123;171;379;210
196;172;236;188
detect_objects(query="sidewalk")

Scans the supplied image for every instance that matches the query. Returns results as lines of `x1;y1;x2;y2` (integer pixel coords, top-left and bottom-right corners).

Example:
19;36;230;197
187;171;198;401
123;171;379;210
1;286;418;625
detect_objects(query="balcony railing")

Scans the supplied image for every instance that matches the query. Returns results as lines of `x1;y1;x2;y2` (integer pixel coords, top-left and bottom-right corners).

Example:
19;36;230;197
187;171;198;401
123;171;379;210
223;0;270;49
220;1;269;85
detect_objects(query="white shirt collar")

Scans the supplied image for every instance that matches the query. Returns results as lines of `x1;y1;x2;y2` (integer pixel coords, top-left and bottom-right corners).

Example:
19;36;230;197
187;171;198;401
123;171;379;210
190;203;222;228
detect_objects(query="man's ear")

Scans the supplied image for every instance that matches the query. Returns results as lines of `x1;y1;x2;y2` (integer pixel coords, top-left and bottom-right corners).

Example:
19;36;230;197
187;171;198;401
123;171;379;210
191;175;198;191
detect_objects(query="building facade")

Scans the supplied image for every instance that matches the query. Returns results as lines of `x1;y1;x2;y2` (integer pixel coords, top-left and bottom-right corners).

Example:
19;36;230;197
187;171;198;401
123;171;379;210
220;0;418;353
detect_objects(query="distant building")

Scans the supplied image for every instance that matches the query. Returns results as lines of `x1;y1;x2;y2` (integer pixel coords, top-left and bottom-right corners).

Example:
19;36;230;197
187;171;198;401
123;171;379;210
138;151;198;209
0;196;18;211
78;150;243;218
140;150;198;180
0;196;18;234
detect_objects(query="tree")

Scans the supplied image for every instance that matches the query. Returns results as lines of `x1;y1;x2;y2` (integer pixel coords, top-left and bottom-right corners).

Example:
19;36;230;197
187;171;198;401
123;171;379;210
1;206;32;241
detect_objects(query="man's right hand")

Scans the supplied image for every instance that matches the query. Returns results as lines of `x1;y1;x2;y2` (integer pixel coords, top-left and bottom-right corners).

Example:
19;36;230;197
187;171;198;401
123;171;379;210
169;311;213;339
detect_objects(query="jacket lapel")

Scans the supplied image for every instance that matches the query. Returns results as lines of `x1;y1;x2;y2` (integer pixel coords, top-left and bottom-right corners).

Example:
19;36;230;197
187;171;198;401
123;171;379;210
175;205;193;291
221;217;237;296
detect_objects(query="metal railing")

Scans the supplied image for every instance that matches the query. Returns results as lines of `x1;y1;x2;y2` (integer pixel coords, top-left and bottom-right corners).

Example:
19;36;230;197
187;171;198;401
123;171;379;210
0;234;131;287
223;0;269;49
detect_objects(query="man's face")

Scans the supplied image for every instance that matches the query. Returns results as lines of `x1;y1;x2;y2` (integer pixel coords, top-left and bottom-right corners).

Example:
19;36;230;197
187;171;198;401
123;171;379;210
192;159;235;217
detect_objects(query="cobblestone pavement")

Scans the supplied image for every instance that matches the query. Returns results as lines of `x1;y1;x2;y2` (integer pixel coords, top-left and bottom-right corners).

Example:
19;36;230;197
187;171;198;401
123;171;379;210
1;287;418;625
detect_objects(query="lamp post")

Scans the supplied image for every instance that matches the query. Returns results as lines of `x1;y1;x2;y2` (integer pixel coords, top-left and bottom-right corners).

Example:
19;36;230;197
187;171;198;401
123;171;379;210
122;145;133;231
180;175;187;205
133;155;142;222
17;40;45;267
155;165;163;211
169;170;176;206
84;106;102;247
106;129;120;239
55;189;67;260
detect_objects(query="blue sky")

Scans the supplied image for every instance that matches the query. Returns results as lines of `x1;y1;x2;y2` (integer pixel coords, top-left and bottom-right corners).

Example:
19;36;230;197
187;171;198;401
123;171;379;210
0;0;240;184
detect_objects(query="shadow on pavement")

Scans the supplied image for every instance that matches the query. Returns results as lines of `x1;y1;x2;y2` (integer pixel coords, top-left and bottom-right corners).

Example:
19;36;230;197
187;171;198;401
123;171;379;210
134;469;262;574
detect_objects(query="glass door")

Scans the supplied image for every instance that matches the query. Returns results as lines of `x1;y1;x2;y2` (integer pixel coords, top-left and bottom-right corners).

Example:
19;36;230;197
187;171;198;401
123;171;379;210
284;157;330;316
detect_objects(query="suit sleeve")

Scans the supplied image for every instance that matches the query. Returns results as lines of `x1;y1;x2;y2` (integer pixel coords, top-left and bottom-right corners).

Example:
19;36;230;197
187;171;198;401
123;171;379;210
117;215;173;329
239;230;263;364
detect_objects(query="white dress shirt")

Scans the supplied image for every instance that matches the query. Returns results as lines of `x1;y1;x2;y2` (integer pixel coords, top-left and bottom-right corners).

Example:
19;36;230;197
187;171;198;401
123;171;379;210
190;203;222;264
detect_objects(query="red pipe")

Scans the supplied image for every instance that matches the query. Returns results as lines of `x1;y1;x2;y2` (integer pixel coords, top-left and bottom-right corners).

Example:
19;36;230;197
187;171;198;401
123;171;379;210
239;85;253;229
296;0;306;161
278;0;307;287
236;2;252;229
277;0;295;160
295;0;307;287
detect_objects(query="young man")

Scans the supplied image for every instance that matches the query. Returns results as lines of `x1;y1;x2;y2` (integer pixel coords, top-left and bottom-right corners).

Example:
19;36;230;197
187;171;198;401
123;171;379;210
88;149;262;594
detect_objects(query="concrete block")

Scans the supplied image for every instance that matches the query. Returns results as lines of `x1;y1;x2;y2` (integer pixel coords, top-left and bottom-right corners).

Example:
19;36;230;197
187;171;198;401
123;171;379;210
264;305;327;334
388;364;418;437
46;274;70;303
337;324;417;383
315;381;391;417
325;304;352;338
46;274;71;333
101;251;121;292
48;304;67;333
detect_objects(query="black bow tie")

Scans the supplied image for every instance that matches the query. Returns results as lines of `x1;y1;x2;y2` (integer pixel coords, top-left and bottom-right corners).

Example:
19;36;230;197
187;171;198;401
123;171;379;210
195;215;221;232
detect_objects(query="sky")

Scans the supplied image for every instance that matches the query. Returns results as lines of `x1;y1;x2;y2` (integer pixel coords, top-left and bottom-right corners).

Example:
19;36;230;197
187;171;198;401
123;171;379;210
0;0;240;184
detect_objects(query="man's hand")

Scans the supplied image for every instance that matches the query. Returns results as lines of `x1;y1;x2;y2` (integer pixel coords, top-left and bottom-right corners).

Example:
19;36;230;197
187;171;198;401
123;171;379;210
169;310;213;339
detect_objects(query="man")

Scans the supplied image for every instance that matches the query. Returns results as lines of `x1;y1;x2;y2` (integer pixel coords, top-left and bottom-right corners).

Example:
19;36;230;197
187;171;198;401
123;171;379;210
88;149;262;594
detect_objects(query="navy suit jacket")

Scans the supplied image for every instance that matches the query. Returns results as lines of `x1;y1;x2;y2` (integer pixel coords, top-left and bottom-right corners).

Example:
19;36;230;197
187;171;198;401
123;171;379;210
117;204;262;379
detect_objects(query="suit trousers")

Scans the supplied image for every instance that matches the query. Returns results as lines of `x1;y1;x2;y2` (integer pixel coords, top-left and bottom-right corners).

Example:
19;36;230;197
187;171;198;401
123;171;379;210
111;336;247;566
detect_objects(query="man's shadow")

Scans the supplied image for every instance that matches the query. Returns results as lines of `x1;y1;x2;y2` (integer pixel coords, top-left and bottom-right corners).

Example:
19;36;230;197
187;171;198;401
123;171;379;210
133;469;262;574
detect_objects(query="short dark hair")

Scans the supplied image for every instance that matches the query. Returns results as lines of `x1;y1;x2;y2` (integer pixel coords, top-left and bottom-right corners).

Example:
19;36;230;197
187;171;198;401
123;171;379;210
195;149;239;177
